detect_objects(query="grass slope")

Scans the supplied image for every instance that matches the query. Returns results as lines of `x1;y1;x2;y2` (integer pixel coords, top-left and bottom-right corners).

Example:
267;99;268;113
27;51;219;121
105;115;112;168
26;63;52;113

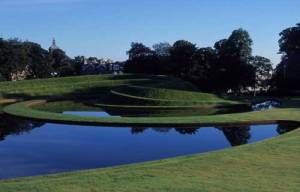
0;74;237;107
3;98;300;126
0;74;160;99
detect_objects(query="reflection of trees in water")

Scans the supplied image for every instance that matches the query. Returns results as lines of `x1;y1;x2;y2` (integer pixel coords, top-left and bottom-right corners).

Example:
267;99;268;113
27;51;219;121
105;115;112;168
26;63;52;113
131;127;199;135
131;127;172;134
130;124;298;146
0;115;44;141
152;128;172;133
220;126;251;146
276;123;299;135
131;127;147;134
175;127;199;135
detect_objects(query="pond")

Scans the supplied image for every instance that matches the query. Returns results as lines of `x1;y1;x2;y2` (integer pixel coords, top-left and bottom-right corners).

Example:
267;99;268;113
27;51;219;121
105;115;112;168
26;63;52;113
62;100;279;118
34;100;251;117
0;114;297;179
61;100;280;118
62;105;250;117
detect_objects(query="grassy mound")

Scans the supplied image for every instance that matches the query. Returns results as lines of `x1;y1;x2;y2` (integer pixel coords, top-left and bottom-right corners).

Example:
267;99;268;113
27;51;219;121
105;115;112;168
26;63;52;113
1;74;250;122
108;85;239;106
4;99;300;127
0;74;161;99
0;74;239;107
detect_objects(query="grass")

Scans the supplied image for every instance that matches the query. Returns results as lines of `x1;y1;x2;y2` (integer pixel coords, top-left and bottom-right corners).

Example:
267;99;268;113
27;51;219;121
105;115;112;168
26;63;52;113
3;99;300;127
0;74;239;107
109;85;238;106
33;100;102;113
2;74;248;125
0;74;161;99
0;74;300;191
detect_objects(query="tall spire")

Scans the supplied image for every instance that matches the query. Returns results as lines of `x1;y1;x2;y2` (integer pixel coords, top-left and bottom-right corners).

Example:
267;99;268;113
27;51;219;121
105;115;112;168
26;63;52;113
52;38;56;47
49;38;59;51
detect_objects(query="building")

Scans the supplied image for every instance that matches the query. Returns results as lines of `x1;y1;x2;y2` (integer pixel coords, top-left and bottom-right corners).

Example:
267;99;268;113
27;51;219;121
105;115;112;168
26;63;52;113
49;38;59;52
80;57;124;75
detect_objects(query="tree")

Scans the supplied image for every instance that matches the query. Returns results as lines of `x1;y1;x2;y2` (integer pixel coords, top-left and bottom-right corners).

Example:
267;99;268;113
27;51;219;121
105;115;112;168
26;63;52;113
153;42;172;74
249;56;273;94
279;23;300;54
24;42;52;78
73;56;85;75
0;39;29;80
124;42;158;74
48;49;74;77
153;42;171;57
170;40;197;76
276;23;300;90
213;29;254;92
190;47;216;90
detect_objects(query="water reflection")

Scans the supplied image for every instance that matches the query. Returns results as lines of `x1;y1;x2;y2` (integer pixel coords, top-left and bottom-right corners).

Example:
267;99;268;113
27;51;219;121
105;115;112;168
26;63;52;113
221;126;251;146
130;124;297;147
63;105;250;118
0;115;44;141
0;115;297;146
0;114;298;179
138;126;251;146
277;123;299;135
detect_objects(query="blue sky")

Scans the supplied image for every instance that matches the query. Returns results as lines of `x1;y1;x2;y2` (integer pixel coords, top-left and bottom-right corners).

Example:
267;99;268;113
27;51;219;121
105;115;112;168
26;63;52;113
0;0;299;64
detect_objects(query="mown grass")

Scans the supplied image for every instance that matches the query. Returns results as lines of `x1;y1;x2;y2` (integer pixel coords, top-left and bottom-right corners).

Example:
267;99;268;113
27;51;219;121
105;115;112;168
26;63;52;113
115;85;226;101
0;74;237;106
108;89;240;106
0;74;162;99
33;100;102;113
4;99;300;126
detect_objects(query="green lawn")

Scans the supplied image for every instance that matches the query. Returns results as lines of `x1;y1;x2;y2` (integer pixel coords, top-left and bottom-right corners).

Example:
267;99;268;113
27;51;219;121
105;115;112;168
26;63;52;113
0;74;299;191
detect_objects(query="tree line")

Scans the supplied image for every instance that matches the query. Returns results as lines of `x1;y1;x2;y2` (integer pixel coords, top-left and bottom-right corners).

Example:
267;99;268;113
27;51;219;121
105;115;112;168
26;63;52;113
125;24;300;94
0;23;299;95
0;38;79;81
124;28;273;93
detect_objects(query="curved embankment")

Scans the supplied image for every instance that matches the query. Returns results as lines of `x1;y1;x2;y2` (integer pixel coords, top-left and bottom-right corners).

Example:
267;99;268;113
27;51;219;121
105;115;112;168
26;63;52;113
4;100;300;127
107;85;241;106
0;99;21;113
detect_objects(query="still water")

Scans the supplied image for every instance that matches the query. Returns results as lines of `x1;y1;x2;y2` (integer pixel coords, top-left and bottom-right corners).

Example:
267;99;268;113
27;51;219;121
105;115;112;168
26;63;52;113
0;114;297;179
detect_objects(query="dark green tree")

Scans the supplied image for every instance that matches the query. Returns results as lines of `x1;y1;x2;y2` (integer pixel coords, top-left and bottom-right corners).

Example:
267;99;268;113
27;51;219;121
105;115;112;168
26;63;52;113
0;39;29;80
153;42;172;57
170;40;197;76
153;42;172;74
190;47;216;90
249;56;273;94
275;23;300;90
124;42;158;74
48;49;74;77
24;42;52;78
214;29;254;92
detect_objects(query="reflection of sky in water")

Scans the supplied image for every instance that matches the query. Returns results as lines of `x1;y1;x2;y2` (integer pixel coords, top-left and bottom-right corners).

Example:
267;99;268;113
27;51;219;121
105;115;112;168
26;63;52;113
0;119;292;180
